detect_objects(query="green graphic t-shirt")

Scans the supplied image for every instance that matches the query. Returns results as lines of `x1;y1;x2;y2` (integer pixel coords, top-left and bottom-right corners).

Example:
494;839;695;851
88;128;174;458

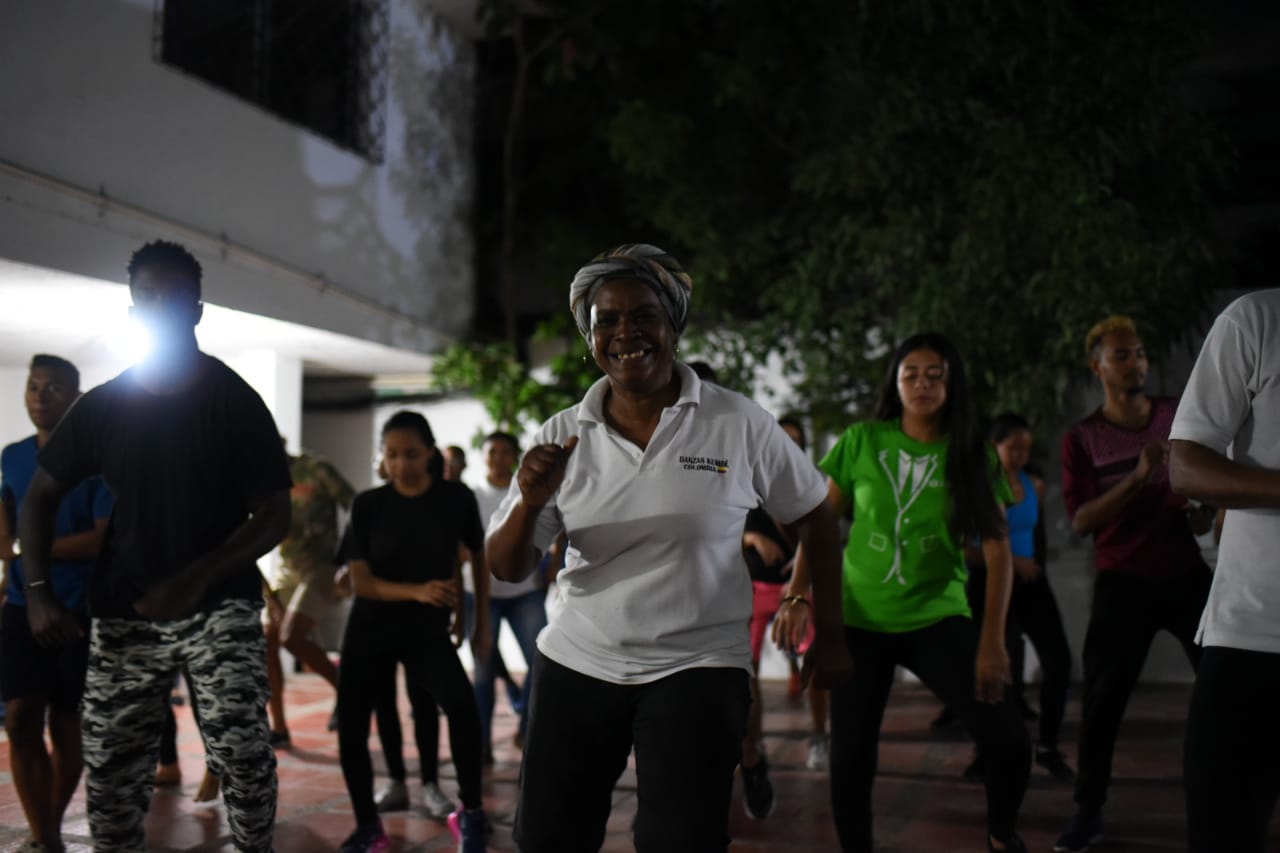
820;420;1012;633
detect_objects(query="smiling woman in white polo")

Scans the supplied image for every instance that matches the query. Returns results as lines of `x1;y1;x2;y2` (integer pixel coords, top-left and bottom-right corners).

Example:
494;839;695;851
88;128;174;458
486;244;853;853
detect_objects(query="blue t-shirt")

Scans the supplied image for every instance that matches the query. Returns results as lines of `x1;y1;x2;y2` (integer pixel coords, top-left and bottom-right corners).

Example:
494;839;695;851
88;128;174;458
1005;470;1038;560
1;435;113;611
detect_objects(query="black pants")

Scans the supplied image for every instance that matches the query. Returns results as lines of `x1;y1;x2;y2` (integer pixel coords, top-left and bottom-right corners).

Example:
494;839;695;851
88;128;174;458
1009;575;1072;748
376;666;440;785
514;654;750;853
968;567;1073;749
1074;566;1210;814
830;617;1031;852
338;624;482;825
1185;645;1280;852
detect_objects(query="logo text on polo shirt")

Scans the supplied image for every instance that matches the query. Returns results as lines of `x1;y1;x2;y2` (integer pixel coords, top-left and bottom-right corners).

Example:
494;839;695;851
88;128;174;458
680;455;729;474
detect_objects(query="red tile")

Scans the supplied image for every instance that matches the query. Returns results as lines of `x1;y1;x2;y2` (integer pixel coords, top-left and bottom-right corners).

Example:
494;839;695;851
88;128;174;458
1;675;1278;851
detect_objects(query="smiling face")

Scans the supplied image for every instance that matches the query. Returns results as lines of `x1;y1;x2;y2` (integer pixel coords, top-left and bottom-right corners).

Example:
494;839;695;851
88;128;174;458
589;278;677;396
896;347;949;421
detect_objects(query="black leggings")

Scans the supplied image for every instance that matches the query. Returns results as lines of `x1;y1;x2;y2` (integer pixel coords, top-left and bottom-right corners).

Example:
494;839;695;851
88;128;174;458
1008;574;1072;747
376;668;440;785
338;624;482;825
967;564;1072;748
830;617;1031;852
1185;645;1280;853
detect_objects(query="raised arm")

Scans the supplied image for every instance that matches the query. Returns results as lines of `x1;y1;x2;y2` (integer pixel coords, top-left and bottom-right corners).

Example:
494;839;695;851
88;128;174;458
487;437;577;582
1170;440;1280;510
1068;440;1166;537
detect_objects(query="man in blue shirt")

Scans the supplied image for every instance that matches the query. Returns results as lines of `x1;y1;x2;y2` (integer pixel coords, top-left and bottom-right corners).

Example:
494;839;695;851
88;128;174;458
1;354;113;853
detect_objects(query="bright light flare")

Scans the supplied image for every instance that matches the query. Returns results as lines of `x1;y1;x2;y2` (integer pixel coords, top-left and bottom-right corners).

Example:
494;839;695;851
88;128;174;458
104;315;153;365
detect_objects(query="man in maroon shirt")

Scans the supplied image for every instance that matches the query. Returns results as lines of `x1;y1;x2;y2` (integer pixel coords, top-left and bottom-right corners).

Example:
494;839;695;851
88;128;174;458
1053;316;1214;853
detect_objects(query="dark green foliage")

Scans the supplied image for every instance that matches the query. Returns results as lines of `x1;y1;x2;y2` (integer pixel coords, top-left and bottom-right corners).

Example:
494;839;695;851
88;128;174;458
464;0;1226;437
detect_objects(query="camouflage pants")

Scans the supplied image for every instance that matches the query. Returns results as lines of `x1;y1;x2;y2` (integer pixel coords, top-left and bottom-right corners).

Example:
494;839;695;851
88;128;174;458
82;599;277;852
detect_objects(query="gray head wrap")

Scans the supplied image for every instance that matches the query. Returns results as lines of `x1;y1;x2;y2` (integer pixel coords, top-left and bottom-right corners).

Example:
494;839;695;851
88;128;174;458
569;244;694;350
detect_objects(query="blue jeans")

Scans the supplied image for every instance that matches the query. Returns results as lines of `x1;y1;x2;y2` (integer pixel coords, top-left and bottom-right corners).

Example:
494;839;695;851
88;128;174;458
465;589;547;747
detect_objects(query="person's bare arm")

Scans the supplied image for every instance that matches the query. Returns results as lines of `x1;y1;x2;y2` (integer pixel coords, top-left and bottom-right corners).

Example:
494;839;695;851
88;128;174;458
134;489;292;621
468;546;492;664
0;495;15;561
487;438;577;582
774;477;854;688
50;517;109;562
451;555;466;647
17;467;81;646
348;559;456;606
976;536;1015;703
1170;439;1280;510
1070;441;1167;536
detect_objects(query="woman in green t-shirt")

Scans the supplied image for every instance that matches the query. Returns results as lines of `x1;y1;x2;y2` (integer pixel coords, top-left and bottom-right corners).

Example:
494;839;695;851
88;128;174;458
777;332;1031;853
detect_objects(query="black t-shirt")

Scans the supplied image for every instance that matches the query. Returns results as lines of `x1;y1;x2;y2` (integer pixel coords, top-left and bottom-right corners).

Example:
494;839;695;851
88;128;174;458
343;480;485;634
38;355;292;619
743;506;796;585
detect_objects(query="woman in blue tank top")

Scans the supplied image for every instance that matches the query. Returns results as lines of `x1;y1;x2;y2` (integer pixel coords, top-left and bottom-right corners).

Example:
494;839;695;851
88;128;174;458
991;413;1075;780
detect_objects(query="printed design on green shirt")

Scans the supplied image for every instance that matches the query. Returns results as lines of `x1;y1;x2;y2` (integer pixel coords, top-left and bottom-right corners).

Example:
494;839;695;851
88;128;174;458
875;447;942;585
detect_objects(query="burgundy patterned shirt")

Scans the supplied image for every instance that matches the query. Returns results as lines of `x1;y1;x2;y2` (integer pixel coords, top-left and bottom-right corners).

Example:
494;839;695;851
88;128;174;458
1061;397;1202;578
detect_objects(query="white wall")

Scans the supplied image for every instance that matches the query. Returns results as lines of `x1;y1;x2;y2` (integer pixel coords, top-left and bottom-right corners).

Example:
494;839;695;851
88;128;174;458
0;368;30;451
0;0;476;355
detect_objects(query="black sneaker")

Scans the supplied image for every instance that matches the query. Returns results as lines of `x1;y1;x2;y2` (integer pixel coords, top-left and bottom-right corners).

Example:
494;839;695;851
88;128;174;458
1054;812;1103;852
339;821;389;853
930;705;962;731
448;806;493;853
989;832;1027;852
741;756;776;819
1035;746;1076;781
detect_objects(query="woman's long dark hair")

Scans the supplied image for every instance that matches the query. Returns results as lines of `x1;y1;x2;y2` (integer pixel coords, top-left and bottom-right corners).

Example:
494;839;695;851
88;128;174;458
988;412;1030;444
873;332;1006;542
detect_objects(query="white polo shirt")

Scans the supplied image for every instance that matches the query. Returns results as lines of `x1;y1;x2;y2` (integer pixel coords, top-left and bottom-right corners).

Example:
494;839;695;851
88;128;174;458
487;362;827;684
1170;289;1280;653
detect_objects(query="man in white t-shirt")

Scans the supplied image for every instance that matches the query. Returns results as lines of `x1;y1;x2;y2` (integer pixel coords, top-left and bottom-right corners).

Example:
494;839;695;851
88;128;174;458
463;432;546;760
1169;288;1280;853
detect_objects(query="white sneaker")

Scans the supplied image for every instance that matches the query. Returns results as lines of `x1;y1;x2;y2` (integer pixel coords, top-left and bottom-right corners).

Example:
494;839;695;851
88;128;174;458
806;734;830;771
374;779;410;812
420;781;454;819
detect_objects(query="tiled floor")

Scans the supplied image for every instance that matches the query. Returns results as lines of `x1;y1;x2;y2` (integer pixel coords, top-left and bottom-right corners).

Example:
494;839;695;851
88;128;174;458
0;673;1271;851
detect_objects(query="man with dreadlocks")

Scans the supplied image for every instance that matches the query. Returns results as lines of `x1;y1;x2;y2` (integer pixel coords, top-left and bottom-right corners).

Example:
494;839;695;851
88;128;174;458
487;243;853;853
20;240;292;853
